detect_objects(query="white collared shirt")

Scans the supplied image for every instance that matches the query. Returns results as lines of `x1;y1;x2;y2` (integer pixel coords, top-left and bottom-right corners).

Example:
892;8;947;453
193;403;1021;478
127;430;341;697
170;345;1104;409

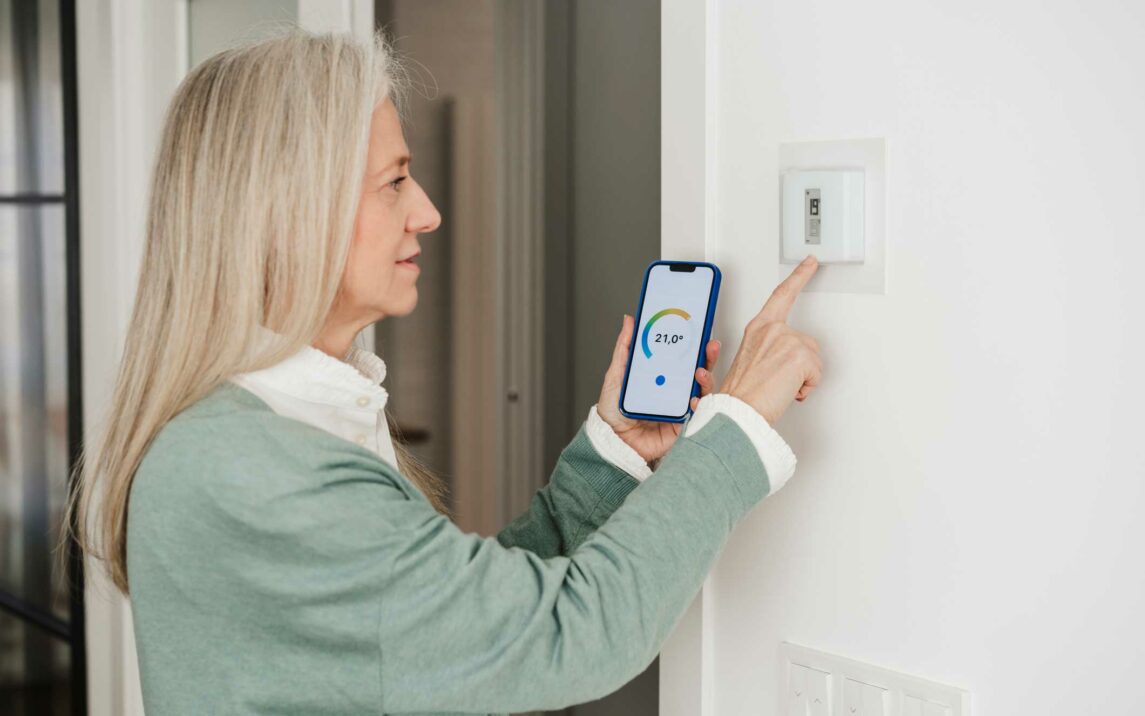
229;333;402;470
228;328;798;492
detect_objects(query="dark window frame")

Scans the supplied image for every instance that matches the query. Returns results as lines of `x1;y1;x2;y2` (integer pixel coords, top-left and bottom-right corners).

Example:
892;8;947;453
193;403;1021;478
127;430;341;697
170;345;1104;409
0;0;87;713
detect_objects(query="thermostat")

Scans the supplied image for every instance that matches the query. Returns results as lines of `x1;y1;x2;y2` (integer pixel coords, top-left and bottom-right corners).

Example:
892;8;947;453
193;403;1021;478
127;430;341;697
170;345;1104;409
781;169;865;264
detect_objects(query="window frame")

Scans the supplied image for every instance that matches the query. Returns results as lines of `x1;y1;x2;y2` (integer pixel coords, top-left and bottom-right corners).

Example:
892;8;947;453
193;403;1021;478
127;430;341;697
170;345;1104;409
0;0;88;713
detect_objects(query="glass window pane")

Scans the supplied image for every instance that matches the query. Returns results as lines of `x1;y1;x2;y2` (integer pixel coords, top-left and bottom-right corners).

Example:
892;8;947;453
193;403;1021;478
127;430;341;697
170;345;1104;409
0;0;65;195
0;613;71;715
0;205;71;622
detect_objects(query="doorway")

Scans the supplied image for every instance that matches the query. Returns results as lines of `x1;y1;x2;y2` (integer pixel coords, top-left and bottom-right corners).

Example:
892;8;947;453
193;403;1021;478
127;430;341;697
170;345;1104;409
374;1;662;713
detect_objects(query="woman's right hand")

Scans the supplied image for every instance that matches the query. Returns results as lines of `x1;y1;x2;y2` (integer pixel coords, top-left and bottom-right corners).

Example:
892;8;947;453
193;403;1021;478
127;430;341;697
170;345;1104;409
717;255;823;425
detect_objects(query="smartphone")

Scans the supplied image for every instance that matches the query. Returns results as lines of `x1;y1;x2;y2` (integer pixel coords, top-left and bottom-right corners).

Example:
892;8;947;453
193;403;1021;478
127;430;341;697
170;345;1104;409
618;260;722;423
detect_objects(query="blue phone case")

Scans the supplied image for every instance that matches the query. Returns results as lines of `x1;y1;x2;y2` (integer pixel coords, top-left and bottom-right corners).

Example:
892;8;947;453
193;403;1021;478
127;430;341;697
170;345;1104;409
618;260;722;423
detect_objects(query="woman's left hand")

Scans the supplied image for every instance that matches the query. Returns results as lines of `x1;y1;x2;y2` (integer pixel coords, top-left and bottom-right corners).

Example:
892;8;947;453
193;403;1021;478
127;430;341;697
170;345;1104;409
595;314;721;464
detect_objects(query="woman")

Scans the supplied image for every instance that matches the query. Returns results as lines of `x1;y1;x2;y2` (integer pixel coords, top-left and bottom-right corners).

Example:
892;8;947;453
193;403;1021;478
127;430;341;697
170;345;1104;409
71;29;822;714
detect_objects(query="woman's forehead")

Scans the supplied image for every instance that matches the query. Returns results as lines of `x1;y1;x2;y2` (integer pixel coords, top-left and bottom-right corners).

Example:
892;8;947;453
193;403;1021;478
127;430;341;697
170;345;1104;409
367;100;409;171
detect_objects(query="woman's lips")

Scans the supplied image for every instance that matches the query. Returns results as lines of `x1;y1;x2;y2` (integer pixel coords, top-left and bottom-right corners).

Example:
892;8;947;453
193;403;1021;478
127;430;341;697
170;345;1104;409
396;255;420;271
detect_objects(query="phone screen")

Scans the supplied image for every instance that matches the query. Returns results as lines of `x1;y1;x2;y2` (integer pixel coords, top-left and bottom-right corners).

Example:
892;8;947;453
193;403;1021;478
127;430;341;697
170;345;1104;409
621;263;718;420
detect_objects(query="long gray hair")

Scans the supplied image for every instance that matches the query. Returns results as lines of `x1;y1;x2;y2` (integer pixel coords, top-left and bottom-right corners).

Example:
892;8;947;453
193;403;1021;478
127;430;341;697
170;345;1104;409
65;28;451;595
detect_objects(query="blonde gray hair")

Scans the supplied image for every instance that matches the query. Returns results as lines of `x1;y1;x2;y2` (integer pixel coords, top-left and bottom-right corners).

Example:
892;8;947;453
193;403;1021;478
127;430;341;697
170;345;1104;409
65;28;451;595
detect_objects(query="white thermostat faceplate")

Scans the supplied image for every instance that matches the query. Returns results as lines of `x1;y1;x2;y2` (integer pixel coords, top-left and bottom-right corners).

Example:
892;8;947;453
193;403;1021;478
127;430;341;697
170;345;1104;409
781;169;865;264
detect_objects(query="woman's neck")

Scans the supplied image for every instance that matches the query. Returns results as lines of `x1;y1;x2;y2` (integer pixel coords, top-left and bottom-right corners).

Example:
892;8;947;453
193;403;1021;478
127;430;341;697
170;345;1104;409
313;321;364;360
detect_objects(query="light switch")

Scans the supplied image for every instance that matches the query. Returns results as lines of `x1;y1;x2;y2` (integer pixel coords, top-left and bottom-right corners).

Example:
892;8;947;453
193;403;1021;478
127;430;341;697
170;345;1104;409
781;169;865;264
807;665;831;716
904;695;953;716
903;695;923;716
788;664;831;716
787;664;808;715
843;678;888;716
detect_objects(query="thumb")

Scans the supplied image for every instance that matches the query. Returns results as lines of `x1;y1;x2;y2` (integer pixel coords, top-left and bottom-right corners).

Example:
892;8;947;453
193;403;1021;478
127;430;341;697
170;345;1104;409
608;315;634;376
615;314;634;354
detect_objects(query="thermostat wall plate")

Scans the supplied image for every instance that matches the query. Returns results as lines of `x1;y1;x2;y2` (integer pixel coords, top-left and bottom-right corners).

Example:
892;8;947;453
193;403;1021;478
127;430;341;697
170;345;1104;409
778;137;886;295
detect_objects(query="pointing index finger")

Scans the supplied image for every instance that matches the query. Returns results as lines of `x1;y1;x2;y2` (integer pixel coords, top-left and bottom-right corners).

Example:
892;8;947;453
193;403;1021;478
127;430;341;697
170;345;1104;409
757;255;818;323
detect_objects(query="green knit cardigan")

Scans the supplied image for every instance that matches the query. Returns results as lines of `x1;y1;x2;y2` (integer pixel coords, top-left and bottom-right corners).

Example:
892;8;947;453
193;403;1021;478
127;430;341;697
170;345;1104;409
126;380;771;715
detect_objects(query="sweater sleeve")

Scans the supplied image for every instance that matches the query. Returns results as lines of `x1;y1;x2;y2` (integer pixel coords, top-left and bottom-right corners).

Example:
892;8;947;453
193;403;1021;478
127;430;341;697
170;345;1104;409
495;411;642;557
373;410;775;713
685;393;798;494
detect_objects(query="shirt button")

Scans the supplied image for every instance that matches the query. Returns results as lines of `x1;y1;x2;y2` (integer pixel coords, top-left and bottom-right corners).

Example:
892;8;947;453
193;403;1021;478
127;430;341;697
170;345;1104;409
354;434;367;445
356;396;370;407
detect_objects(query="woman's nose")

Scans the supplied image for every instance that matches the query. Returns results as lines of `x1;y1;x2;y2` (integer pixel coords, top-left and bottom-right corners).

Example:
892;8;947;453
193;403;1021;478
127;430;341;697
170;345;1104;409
409;182;442;234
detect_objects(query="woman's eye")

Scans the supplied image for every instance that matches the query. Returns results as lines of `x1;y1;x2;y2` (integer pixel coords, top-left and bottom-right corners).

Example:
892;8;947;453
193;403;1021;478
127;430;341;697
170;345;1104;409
387;176;408;191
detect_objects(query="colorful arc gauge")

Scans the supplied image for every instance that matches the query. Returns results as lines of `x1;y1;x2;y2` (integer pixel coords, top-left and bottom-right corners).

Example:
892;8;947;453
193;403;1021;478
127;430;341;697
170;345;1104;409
641;307;691;358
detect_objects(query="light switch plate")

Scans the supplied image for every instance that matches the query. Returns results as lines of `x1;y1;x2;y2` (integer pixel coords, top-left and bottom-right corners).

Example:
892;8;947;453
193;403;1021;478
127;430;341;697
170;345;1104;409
781;169;866;264
781;642;969;716
778;137;886;294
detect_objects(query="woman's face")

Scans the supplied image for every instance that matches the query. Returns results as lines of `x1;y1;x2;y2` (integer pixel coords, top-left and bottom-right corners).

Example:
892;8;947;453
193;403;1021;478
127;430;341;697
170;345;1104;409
340;98;440;322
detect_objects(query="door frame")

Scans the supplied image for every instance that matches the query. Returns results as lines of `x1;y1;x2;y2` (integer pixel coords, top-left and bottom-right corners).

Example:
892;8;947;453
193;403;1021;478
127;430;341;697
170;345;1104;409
493;0;548;531
658;0;719;714
77;3;187;711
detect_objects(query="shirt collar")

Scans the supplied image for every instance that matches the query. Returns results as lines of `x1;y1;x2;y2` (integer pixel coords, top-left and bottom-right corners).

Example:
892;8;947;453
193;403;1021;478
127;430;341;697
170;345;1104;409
234;325;390;409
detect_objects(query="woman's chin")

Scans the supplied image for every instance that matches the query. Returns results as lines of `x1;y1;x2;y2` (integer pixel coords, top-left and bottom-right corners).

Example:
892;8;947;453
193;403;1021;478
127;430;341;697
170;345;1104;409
382;292;417;317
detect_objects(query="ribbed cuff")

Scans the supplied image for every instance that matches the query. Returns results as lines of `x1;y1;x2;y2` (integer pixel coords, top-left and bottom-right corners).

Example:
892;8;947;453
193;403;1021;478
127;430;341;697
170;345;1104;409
585;404;654;482
561;422;642;505
674;411;770;511
684;393;797;497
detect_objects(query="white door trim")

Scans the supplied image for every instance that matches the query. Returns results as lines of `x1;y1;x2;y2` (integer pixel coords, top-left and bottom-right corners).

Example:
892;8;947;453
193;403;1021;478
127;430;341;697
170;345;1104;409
77;1;188;713
659;0;719;714
298;0;374;42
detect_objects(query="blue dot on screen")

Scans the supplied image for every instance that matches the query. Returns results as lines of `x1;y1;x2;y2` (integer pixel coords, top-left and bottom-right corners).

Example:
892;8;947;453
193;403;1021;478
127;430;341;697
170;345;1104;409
655;375;666;386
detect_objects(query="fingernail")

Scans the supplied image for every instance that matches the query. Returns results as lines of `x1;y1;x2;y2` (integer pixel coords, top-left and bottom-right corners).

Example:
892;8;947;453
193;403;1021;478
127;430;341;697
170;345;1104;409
801;255;815;265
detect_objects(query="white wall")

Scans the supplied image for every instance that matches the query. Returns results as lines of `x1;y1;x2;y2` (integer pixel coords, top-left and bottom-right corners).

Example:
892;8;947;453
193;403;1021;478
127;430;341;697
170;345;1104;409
705;0;1145;713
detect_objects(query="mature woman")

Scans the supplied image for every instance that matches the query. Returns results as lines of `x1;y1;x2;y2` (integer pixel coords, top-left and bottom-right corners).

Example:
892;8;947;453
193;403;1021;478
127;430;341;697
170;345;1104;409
72;30;822;714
